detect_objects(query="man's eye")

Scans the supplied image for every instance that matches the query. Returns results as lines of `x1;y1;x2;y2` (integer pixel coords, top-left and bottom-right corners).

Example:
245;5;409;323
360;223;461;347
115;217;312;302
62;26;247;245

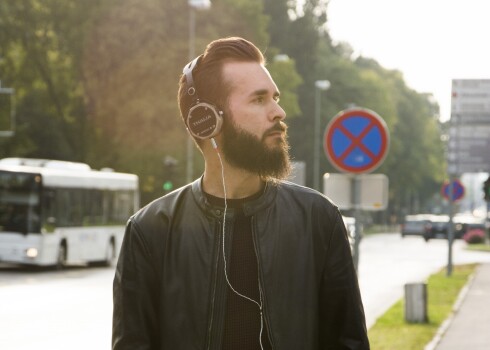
255;97;264;103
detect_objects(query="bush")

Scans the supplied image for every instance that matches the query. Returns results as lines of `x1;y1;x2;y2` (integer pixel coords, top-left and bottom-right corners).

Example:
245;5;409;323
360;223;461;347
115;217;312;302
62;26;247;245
463;229;486;244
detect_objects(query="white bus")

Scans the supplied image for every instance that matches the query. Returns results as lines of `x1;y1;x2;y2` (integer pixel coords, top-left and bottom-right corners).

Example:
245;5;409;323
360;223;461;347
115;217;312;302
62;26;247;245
0;158;139;268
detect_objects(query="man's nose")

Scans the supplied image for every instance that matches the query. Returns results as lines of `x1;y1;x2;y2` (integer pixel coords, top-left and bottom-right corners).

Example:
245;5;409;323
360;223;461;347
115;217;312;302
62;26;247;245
271;103;286;122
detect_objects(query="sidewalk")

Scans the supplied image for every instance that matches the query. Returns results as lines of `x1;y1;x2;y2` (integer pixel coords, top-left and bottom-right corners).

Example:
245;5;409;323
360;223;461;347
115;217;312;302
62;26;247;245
431;263;490;350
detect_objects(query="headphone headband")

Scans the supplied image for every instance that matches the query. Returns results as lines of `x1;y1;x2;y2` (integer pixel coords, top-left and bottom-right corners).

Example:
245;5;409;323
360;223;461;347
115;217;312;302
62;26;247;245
183;55;202;102
182;55;223;140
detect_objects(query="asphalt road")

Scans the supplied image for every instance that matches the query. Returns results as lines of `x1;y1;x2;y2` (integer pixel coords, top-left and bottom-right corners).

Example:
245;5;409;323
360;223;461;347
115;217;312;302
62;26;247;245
1;232;490;349
0;265;114;350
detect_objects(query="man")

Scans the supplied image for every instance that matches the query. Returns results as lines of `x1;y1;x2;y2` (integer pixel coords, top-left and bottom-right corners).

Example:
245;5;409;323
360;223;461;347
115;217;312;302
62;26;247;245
113;37;369;350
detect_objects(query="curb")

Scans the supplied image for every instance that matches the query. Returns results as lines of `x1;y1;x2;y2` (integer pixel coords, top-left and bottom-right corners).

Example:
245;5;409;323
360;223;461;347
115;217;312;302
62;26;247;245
423;270;477;350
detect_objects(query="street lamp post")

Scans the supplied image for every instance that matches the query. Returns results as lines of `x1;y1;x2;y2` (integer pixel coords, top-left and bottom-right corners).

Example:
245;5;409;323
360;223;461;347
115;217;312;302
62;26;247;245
0;80;15;138
313;80;330;191
186;0;211;183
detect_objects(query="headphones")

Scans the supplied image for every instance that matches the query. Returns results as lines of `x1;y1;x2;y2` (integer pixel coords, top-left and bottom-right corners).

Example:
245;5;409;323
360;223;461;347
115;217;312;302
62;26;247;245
182;55;223;140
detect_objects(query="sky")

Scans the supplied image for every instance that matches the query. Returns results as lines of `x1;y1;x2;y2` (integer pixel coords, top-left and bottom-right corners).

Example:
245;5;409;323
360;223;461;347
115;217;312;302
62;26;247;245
327;0;490;122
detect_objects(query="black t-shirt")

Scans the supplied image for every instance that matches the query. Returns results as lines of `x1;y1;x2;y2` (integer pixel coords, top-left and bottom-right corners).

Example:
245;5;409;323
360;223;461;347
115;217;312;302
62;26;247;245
206;192;272;350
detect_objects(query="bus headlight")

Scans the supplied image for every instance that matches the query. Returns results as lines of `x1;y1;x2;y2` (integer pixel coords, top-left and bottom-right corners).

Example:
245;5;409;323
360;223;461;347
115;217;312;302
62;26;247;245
25;248;38;258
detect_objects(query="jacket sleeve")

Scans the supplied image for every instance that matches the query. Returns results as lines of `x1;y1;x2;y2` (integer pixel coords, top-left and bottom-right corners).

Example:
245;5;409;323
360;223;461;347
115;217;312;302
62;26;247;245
112;219;160;350
319;211;370;349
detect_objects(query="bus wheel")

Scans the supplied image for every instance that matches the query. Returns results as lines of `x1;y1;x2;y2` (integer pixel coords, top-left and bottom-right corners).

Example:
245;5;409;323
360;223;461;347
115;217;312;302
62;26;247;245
56;243;67;270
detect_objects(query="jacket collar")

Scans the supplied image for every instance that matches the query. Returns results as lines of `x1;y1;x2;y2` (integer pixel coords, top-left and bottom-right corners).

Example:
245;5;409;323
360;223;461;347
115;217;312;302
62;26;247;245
191;176;278;218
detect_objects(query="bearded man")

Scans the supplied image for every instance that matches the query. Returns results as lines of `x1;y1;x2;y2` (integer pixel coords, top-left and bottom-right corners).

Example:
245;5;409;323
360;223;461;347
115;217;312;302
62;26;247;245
112;37;370;350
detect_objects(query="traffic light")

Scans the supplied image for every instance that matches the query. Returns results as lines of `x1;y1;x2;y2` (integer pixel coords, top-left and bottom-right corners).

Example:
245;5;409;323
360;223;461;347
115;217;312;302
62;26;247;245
163;180;173;192
162;156;178;193
483;176;490;201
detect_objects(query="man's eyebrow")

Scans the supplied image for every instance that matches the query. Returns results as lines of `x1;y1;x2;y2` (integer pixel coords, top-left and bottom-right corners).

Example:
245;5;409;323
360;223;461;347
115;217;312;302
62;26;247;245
249;89;281;98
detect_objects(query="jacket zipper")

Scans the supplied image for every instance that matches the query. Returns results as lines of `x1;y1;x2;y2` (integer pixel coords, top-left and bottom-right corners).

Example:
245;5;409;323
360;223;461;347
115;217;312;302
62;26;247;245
206;220;222;350
251;216;275;349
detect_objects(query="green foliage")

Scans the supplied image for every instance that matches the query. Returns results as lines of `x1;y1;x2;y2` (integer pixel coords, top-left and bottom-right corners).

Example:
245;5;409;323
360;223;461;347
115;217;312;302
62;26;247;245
266;53;302;118
0;0;447;212
0;0;112;161
352;56;445;216
465;243;490;252
265;1;446;218
0;0;279;205
216;0;269;47
79;0;274;204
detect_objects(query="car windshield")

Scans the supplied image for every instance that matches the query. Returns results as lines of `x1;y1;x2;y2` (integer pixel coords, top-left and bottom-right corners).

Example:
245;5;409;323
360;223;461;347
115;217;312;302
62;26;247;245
0;171;41;233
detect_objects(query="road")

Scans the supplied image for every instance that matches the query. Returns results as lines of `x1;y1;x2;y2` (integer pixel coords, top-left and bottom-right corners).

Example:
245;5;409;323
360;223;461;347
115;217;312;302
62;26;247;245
1;233;490;349
0;265;114;350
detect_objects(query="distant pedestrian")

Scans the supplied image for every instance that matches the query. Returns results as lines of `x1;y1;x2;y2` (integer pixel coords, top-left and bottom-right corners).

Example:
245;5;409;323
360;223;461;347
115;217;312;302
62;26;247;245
112;36;369;350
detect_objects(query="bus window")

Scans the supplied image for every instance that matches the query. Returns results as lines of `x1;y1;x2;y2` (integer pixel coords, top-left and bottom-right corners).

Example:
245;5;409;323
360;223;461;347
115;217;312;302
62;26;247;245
88;190;104;225
1;204;28;233
53;188;85;227
69;189;83;226
41;188;56;230
56;188;70;227
112;191;134;224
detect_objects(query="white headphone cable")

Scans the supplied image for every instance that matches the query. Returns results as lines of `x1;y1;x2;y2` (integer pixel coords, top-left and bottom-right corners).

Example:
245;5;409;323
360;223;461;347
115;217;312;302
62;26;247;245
211;138;265;350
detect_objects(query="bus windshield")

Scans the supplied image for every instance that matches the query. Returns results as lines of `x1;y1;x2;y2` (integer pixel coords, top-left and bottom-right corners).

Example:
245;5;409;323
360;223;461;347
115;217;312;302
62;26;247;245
0;171;41;234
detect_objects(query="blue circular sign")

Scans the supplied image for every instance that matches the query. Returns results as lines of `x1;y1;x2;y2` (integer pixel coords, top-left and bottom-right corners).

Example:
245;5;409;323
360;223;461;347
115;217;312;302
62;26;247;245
441;179;465;201
324;108;389;173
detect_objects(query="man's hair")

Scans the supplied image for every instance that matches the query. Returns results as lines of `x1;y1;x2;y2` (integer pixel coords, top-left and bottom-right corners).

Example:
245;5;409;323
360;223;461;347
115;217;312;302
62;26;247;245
178;37;265;139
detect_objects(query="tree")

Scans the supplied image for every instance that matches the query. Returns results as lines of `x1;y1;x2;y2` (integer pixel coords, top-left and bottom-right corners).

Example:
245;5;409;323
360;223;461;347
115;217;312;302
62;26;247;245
81;0;274;204
264;0;446;219
264;0;330;185
0;0;447;213
0;0;113;160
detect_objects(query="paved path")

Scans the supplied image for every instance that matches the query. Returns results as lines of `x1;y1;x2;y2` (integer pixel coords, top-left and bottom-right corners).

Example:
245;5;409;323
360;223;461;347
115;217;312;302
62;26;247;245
434;263;490;350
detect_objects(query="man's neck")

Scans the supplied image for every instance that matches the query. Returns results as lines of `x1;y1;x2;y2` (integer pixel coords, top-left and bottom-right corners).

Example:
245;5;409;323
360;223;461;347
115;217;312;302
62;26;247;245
202;162;264;199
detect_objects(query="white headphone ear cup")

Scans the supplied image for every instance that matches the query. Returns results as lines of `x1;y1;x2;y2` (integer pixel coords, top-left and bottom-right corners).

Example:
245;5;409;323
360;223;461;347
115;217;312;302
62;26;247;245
187;102;223;139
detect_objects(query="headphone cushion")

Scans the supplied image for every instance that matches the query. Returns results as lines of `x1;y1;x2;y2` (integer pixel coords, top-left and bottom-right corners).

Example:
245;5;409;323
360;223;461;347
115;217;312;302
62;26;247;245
187;102;223;139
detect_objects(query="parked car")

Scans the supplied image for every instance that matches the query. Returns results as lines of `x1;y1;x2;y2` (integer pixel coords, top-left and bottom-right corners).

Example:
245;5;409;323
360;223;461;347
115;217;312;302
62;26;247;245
401;214;433;238
422;213;485;241
453;213;486;239
422;215;450;241
401;214;452;241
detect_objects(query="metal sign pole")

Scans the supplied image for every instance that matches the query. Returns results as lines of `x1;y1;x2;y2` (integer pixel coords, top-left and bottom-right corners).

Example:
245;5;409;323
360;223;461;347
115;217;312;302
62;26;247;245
487;200;490;243
0;83;15;137
447;179;454;277
353;175;361;273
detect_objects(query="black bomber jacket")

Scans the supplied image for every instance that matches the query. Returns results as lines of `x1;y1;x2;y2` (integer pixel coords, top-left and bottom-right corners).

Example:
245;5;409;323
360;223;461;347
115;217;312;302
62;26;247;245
112;178;370;350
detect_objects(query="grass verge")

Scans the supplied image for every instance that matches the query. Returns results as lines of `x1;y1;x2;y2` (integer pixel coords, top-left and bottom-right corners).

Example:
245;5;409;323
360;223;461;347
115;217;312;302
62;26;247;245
364;225;400;235
368;264;476;350
465;243;490;252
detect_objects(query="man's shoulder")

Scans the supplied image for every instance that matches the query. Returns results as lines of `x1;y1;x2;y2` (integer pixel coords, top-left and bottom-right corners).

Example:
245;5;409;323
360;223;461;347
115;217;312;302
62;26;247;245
131;183;193;228
274;180;342;228
276;180;337;207
274;181;341;221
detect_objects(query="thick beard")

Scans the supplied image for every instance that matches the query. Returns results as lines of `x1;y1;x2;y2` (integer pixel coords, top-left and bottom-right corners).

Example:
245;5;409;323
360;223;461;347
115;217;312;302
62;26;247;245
221;118;291;180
